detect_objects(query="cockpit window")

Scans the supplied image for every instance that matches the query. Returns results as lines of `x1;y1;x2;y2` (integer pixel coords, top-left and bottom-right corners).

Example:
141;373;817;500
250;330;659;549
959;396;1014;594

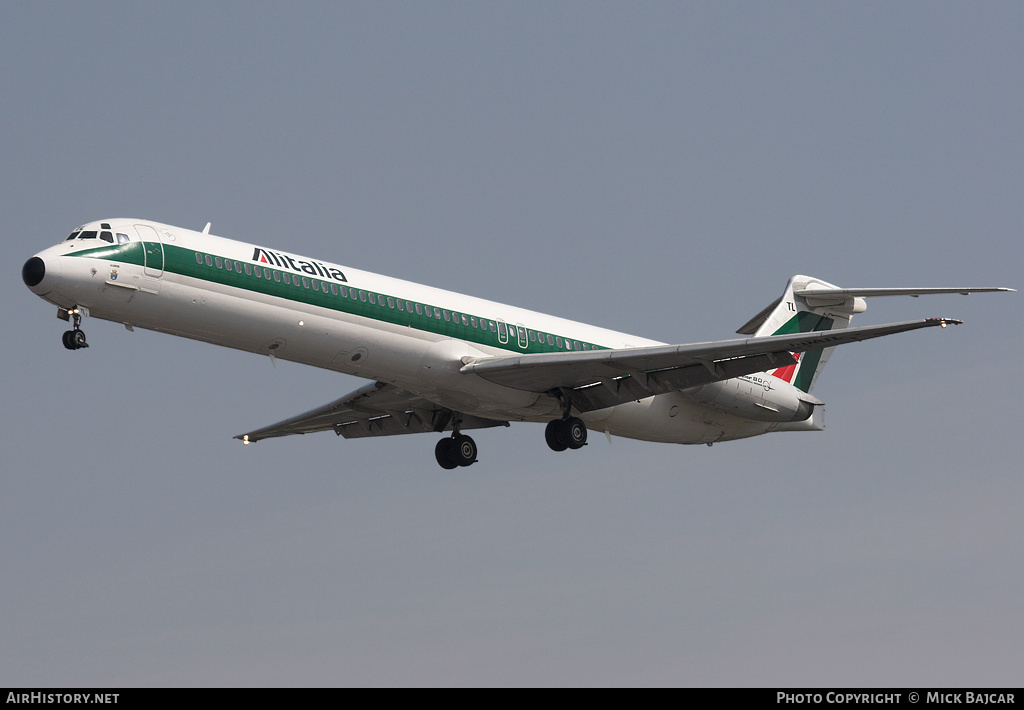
78;231;98;240
116;233;129;244
100;231;114;243
65;230;82;241
101;223;111;230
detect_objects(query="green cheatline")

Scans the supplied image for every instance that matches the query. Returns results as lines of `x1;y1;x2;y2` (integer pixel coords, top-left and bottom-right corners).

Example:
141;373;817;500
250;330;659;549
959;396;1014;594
70;241;606;356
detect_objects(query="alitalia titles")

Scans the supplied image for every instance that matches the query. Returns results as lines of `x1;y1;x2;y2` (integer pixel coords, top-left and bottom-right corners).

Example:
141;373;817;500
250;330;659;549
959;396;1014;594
252;248;347;283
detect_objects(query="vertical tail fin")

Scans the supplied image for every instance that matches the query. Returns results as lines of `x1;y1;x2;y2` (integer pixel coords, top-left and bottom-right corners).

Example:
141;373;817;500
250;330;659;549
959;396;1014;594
737;275;865;393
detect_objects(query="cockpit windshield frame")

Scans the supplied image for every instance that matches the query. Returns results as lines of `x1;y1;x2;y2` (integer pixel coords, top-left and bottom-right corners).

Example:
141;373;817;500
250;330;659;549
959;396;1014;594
63;226;131;245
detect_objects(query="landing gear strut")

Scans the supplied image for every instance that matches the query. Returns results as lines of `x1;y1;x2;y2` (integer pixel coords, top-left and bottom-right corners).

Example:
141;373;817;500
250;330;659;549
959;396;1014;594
62;309;88;350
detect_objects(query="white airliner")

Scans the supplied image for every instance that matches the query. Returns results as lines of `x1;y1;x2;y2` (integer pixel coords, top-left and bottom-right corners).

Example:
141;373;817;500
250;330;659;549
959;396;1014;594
23;219;1012;468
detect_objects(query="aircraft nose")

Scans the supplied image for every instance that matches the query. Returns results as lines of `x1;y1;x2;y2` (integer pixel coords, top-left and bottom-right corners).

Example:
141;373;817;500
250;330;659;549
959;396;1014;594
23;254;59;294
22;256;45;288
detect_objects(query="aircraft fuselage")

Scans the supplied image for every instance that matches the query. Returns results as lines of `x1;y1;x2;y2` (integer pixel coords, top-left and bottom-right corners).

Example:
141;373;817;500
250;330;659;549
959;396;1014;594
23;219;825;458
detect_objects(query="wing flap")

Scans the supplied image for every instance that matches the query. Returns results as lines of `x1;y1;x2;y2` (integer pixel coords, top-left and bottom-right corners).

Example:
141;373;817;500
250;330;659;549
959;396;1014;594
236;381;507;442
334;410;506;439
563;351;797;411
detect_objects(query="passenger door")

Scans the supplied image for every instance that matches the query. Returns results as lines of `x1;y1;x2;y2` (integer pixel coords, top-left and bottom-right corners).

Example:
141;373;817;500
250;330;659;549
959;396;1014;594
134;224;164;278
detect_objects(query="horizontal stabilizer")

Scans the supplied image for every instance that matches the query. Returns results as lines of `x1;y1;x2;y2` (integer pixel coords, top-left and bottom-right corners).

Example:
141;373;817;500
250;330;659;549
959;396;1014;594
795;287;1014;298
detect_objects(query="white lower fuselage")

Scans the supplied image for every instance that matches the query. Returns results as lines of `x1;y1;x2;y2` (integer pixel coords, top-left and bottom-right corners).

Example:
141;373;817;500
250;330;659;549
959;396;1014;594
26;219;820;446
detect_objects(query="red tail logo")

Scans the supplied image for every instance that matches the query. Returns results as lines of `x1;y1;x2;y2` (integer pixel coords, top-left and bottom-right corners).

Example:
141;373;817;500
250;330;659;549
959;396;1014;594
772;352;802;383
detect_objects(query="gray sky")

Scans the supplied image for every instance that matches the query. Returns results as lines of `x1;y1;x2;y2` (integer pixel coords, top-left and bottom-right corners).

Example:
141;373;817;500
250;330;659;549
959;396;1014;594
2;1;1020;687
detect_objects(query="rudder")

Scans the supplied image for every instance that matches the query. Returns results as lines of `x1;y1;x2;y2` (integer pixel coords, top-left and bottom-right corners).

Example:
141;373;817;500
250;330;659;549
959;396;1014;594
737;275;864;393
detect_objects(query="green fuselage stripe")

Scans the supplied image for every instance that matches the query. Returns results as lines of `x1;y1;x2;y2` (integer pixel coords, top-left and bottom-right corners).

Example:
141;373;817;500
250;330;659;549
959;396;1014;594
73;242;606;356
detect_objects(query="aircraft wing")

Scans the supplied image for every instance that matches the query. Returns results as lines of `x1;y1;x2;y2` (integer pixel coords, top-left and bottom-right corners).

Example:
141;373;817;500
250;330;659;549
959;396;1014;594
236;381;508;443
461;318;960;412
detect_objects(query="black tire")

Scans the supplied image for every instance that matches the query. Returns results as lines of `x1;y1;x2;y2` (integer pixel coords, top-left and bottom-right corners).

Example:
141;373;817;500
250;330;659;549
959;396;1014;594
565;417;587;449
545;420;568;452
62;330;76;350
434;438;459;470
452;434;477;467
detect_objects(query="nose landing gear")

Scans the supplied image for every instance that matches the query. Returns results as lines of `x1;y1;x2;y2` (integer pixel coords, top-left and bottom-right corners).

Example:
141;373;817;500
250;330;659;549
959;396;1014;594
60;307;88;350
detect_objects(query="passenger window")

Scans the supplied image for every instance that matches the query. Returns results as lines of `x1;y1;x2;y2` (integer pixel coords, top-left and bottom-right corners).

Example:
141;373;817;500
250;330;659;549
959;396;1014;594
195;253;203;264
283;273;291;284
302;277;310;288
233;261;242;271
253;265;261;277
244;263;252;275
273;271;281;282
331;284;338;295
206;255;214;267
415;303;423;315
215;257;223;268
312;280;320;291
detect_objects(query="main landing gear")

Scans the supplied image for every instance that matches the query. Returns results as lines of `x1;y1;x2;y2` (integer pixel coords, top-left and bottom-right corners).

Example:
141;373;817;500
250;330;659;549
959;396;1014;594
435;433;478;469
432;409;588;470
61;308;88;350
545;416;587;452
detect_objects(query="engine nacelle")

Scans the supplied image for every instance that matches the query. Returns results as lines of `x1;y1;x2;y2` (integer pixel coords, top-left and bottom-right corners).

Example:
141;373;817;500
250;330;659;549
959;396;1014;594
682;376;817;423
